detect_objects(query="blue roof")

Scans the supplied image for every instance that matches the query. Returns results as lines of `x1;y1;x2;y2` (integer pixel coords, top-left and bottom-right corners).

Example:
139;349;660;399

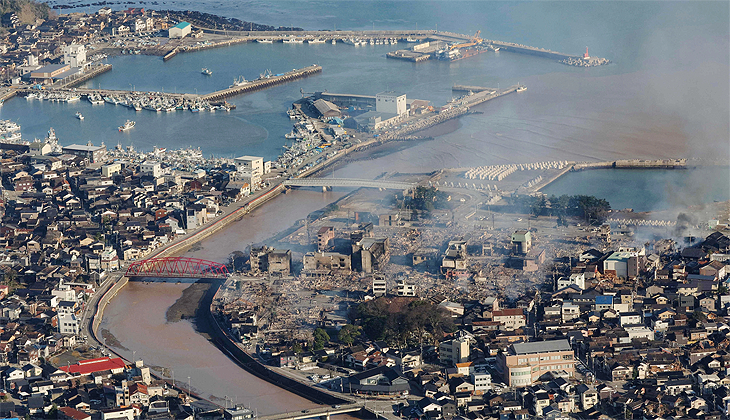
171;21;190;29
595;295;613;304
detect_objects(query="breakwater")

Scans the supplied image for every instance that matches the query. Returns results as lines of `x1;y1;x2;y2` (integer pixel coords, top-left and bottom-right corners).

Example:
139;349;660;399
200;65;322;102
572;159;687;170
534;159;689;192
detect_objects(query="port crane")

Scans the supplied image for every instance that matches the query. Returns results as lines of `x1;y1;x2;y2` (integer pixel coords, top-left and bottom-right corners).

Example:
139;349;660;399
449;30;482;50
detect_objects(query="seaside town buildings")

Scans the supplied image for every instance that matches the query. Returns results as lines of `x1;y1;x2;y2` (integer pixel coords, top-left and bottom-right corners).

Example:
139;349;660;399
0;6;726;420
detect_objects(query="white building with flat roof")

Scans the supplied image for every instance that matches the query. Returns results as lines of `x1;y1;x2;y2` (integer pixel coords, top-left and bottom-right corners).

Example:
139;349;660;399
63;44;86;68
376;91;407;116
140;161;162;178
234;156;264;176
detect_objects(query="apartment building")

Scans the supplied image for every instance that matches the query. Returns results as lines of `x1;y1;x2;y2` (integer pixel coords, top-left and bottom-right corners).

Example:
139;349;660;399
498;340;575;387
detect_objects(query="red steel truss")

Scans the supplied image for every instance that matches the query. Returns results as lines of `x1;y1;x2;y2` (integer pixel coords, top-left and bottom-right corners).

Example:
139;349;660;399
125;257;229;279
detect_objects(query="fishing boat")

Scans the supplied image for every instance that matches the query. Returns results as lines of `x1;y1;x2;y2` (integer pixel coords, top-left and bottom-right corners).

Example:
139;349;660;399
230;76;249;88
118;120;135;132
75;112;84;120
201;67;213;76
516;85;527;92
308;38;326;44
257;39;274;43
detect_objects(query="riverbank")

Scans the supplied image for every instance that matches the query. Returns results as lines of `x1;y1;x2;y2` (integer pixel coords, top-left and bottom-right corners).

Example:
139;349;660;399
167;282;212;322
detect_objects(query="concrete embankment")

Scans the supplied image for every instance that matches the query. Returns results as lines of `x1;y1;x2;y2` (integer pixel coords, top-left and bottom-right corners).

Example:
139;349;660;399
59;64;113;88
203;281;351;406
91;275;128;337
150;184;286;259
534;159;689;192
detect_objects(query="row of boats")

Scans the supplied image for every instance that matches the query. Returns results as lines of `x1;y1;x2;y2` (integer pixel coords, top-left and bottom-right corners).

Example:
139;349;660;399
256;36;417;45
98;93;232;113
342;37;401;46
26;92;81;102
0;119;22;143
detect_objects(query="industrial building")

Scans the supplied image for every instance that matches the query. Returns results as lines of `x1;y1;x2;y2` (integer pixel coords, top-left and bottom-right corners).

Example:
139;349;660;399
376;91;407;115
312;99;341;118
29;64;73;84
61;143;107;163
498;340;575;387
168;21;191;38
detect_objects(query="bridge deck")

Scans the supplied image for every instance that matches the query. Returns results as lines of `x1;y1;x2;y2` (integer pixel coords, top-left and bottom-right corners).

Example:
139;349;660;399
284;178;415;190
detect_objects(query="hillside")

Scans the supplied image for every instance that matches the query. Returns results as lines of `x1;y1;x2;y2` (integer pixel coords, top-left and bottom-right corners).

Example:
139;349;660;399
0;0;51;25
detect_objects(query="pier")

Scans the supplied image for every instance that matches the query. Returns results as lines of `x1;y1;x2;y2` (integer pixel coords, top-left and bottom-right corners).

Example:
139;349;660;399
201;65;322;101
58;64;113;88
452;85;495;94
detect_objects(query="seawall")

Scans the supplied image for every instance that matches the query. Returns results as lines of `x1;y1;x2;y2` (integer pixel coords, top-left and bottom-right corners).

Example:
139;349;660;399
202;281;351;406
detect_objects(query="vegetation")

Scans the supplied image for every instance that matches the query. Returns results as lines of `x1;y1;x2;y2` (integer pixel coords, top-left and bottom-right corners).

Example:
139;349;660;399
0;0;51;24
337;324;360;346
312;328;330;350
350;297;455;348
400;186;450;213
505;194;611;224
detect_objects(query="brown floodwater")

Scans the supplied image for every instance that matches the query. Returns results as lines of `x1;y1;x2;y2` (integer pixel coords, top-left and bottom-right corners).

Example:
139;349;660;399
101;189;348;412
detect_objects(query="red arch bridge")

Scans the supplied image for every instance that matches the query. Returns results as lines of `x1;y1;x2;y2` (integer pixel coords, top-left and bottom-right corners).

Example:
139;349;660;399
125;257;229;279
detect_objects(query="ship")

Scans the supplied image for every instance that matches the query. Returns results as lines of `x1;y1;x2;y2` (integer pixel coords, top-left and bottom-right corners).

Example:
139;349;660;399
438;46;487;62
75;112;84;120
257;39;274;43
118;120;136;132
283;37;304;44
88;94;105;104
230;76;249;88
201;68;213;76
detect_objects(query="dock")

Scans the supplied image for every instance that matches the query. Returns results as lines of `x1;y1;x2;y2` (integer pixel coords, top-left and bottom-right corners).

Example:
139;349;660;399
452;85;495;94
57;64;113;88
200;65;322;101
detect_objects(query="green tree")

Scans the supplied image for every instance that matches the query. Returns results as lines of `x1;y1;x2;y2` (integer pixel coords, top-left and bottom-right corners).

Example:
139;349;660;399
338;324;360;346
312;328;330;350
292;342;302;353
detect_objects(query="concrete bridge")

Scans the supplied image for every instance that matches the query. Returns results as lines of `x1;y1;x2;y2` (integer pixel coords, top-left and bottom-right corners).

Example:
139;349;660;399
256;403;364;420
284;178;415;190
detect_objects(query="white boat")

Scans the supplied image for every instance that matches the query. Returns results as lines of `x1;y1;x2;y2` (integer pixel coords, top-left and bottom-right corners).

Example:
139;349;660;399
230;76;249;88
118;120;135;132
331;39;337;44
257;39;274;43
516;85;527;92
406;37;418;42
75;112;84;120
283;37;304;44
308;38;326;44
201;67;213;75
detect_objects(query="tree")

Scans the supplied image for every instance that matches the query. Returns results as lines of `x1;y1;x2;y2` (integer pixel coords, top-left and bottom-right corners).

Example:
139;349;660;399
292;342;302;353
312;328;330;350
338;324;360;346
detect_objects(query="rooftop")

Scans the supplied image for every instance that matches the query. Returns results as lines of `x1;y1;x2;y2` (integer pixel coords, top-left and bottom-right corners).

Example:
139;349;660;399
171;21;190;29
59;357;126;375
511;339;571;355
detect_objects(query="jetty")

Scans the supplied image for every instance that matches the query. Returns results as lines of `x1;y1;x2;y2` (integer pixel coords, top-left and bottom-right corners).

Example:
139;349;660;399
200;65;322;101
